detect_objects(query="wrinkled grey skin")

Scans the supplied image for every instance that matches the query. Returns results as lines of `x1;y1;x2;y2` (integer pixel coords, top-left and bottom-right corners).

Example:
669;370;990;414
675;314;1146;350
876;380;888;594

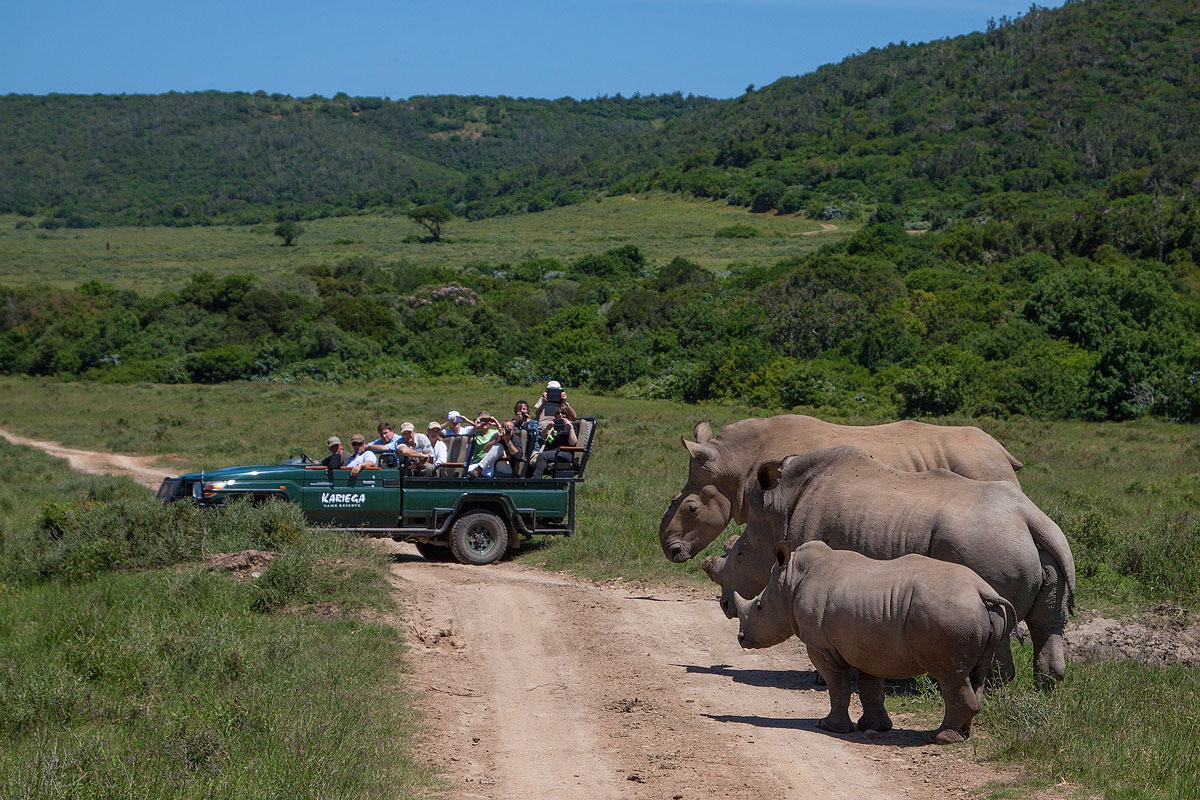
706;446;1074;684
735;541;1016;744
659;416;1022;564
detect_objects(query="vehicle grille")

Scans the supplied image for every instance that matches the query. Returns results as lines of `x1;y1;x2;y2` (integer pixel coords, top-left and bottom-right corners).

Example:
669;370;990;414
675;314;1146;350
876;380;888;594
156;478;182;500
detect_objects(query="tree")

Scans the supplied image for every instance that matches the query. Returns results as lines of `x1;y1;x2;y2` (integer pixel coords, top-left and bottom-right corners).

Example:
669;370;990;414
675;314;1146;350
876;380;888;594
407;204;452;242
274;220;304;246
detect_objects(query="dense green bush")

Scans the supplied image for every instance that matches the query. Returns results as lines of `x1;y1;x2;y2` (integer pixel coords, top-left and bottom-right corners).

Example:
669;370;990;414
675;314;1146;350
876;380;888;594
0;216;1197;422
714;223;760;238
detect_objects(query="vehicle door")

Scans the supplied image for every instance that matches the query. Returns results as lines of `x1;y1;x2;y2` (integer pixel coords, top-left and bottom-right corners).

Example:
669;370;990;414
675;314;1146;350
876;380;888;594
301;465;402;528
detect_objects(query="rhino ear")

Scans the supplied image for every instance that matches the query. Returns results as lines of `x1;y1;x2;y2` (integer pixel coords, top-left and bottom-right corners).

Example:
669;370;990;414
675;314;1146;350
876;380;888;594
774;541;791;568
756;460;784;492
693;420;714;444
682;437;713;465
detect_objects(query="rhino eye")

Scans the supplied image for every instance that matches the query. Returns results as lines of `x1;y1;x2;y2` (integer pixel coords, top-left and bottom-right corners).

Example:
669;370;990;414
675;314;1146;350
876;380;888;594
686;502;699;514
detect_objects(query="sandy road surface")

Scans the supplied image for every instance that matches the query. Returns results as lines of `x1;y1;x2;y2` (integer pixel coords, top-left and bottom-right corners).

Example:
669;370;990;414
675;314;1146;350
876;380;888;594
0;426;172;490
390;547;1014;800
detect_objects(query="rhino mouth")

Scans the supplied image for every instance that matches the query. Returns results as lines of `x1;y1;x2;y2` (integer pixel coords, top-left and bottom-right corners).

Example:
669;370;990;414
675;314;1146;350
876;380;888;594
666;541;691;563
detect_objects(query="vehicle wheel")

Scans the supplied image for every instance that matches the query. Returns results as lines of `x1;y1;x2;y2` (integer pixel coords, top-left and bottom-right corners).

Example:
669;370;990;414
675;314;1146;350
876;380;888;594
450;511;509;566
414;540;455;561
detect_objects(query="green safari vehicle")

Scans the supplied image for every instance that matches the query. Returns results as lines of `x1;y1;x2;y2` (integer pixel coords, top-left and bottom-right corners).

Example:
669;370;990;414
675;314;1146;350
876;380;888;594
156;419;597;565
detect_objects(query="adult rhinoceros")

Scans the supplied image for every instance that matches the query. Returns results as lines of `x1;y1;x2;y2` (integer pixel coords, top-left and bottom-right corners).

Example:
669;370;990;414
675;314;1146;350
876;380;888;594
705;446;1075;683
658;415;1023;563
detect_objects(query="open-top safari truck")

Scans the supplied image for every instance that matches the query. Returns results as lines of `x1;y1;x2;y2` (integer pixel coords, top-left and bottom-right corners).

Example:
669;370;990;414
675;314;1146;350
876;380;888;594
156;419;597;565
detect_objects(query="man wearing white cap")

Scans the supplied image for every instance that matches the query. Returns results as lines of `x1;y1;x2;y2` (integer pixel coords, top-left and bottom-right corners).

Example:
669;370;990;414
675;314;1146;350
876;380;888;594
445;410;474;436
532;380;576;436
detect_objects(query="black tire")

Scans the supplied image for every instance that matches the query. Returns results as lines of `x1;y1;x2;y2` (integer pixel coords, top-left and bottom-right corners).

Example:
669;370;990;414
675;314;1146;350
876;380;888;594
414;540;455;561
449;511;509;565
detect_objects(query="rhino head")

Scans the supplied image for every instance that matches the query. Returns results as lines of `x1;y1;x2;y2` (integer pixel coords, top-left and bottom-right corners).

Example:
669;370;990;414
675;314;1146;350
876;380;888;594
658;422;737;563
735;541;796;649
713;459;790;618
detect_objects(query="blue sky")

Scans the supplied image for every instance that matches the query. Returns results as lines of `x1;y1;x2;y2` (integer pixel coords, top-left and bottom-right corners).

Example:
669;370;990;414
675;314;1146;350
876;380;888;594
3;1;1063;100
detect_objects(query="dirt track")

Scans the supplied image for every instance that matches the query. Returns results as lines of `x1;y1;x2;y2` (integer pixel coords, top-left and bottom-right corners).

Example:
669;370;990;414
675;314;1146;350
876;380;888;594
0;426;170;490
388;545;1015;799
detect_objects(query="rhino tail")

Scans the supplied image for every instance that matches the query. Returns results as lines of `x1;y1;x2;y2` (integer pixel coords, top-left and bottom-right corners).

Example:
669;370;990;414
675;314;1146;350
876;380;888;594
1028;514;1077;615
1002;446;1024;472
984;593;1017;644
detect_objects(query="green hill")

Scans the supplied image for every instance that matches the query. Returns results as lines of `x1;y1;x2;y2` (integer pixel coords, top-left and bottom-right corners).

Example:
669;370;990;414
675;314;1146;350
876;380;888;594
0;91;710;226
4;0;1199;265
630;0;1200;264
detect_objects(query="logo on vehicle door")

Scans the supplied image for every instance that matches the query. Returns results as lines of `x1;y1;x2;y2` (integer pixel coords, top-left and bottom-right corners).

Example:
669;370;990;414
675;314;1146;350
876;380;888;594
321;492;366;507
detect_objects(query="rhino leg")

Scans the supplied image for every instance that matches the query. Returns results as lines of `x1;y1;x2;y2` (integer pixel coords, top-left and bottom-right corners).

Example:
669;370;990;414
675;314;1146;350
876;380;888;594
931;672;980;744
1026;554;1069;686
808;647;855;734
854;672;893;732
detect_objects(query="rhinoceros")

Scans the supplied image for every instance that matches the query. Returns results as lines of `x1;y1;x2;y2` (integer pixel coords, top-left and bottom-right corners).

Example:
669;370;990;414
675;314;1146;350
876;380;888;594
659;415;1023;563
735;540;1016;744
705;446;1074;683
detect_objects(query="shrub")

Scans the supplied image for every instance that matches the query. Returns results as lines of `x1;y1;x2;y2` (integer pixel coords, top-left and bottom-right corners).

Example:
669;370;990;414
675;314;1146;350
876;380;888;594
896;344;985;417
714;224;760;239
251;553;312;612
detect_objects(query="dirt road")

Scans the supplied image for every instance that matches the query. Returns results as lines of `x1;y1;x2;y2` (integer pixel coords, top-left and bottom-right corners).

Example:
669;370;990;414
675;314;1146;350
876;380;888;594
390;547;1013;800
0;426;170;490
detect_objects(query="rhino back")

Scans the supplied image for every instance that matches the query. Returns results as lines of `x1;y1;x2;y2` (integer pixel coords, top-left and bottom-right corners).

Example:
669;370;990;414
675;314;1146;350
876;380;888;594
715;415;1019;488
791;549;999;679
782;457;1042;616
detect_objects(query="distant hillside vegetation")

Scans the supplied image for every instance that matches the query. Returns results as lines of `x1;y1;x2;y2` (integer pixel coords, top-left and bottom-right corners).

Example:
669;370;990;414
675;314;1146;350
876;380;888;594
629;0;1200;264
4;0;1199;262
0;91;710;226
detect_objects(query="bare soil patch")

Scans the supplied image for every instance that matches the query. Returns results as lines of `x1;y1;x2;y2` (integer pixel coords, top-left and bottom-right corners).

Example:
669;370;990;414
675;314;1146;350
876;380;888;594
1067;605;1199;666
205;549;277;580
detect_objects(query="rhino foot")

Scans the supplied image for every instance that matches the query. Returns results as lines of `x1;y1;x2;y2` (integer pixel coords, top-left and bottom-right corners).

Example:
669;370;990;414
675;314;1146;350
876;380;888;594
856;713;892;733
931;728;968;745
818;715;856;734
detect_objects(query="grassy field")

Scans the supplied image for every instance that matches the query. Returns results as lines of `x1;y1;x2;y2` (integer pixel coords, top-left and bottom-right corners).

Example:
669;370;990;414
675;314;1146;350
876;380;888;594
2;376;1198;798
0;441;438;799
1;375;1196;603
0;194;851;291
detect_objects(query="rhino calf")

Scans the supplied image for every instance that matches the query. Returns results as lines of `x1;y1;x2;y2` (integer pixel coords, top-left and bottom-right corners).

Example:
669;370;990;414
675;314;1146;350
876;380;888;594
735;541;1015;744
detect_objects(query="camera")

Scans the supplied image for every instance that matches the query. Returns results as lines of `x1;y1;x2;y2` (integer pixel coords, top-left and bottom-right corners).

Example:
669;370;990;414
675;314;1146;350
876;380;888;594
546;386;563;404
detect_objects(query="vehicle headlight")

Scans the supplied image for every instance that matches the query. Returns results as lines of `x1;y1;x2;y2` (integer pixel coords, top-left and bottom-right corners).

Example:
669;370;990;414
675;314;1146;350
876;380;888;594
192;482;203;499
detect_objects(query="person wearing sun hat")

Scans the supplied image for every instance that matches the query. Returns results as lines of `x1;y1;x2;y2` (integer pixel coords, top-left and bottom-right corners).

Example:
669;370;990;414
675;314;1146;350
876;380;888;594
445;410;474;436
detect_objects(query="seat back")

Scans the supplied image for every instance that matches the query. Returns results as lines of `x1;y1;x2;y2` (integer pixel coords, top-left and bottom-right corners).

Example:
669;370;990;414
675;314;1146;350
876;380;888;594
438;434;474;477
570;418;595;471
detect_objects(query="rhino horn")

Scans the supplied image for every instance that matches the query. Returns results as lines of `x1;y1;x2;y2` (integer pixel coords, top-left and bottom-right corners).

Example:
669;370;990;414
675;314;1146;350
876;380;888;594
723;533;741;553
732;591;752;618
